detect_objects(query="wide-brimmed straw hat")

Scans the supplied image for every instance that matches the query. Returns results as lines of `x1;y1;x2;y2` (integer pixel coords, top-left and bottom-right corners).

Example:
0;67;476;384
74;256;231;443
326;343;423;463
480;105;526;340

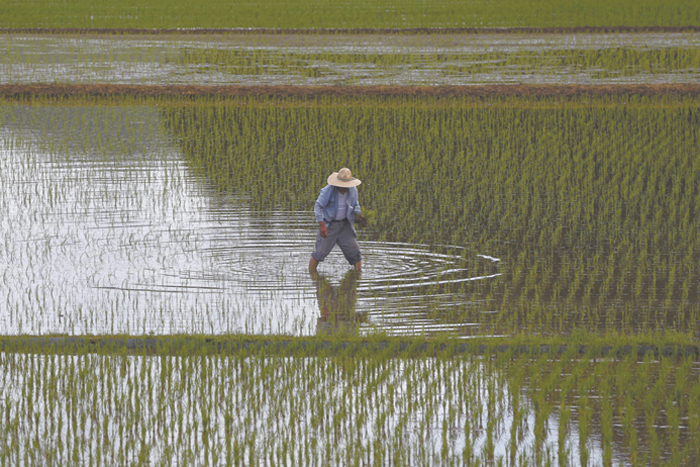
327;167;362;188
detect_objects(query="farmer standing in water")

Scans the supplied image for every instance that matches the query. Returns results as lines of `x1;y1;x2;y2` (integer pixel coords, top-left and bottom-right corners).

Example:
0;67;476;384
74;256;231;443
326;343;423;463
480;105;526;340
309;168;367;273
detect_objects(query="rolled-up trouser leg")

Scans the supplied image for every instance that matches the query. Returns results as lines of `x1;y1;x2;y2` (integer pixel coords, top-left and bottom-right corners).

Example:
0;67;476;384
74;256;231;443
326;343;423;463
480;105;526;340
311;220;343;263
336;221;362;266
311;219;361;265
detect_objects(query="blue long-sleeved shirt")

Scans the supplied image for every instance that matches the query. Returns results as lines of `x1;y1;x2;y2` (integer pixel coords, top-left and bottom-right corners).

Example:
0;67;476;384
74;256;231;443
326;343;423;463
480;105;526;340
314;185;361;227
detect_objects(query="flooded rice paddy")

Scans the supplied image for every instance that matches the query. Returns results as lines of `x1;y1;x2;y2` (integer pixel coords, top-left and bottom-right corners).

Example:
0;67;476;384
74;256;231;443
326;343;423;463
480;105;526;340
2;97;700;338
0;104;501;336
2;350;698;466
2;32;700;86
2;28;700;466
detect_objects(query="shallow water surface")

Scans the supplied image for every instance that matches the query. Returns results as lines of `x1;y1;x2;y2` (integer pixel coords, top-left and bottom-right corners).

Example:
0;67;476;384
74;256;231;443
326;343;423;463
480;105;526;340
3;351;697;466
3;98;698;338
0;104;500;336
2;32;700;85
0;353;606;466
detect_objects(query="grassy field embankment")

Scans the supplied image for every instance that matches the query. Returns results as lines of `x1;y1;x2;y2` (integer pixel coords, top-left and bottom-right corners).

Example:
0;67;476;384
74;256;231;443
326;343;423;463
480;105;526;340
2;0;700;29
3;84;700;98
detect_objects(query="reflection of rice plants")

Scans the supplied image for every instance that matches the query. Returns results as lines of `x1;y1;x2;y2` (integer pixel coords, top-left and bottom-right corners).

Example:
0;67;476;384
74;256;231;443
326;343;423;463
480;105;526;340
4;35;700;86
0;342;698;465
168;47;700;83
162;94;700;338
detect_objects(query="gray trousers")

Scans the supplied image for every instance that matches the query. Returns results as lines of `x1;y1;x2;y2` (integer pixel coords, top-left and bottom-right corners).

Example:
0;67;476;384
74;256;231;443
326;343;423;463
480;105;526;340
311;219;362;265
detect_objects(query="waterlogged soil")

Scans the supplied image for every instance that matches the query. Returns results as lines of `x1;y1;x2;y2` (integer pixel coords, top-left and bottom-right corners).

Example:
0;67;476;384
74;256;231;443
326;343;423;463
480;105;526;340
0;104;501;336
2;32;700;86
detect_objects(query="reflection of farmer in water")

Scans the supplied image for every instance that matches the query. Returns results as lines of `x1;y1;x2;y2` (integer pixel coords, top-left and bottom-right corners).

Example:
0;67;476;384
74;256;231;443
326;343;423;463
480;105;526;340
309;168;367;273
311;269;366;335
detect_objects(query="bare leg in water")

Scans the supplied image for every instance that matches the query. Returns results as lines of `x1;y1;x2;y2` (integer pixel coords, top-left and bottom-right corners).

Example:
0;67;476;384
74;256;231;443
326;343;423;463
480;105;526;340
309;257;319;273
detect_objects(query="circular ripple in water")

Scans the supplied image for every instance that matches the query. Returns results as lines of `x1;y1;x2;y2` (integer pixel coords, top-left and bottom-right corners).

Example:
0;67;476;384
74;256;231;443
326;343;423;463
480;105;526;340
196;215;500;293
191;211;503;336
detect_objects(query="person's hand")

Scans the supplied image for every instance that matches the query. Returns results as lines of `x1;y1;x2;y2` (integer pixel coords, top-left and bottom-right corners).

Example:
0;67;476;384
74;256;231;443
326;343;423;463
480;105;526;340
319;222;328;238
355;214;368;228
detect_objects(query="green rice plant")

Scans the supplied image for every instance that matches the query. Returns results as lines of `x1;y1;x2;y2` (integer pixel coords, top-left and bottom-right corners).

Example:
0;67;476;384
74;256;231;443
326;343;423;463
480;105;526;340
6;93;700;339
157;93;700;339
3;0;700;29
3;92;700;340
599;371;614;465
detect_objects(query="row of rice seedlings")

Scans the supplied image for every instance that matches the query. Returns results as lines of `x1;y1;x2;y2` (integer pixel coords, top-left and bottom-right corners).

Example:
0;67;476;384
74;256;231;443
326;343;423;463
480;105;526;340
2;0;699;29
508;346;700;466
158;93;700;338
4;33;700;86
1;343;698;466
3;93;699;338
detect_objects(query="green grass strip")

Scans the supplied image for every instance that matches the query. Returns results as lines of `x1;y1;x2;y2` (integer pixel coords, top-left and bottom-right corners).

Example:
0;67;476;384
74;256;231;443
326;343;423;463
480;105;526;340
3;26;700;34
3;0;700;29
1;334;697;358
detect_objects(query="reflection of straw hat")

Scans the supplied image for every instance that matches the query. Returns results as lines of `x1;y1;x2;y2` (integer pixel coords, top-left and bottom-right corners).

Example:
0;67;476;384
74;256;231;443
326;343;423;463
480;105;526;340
328;167;362;188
